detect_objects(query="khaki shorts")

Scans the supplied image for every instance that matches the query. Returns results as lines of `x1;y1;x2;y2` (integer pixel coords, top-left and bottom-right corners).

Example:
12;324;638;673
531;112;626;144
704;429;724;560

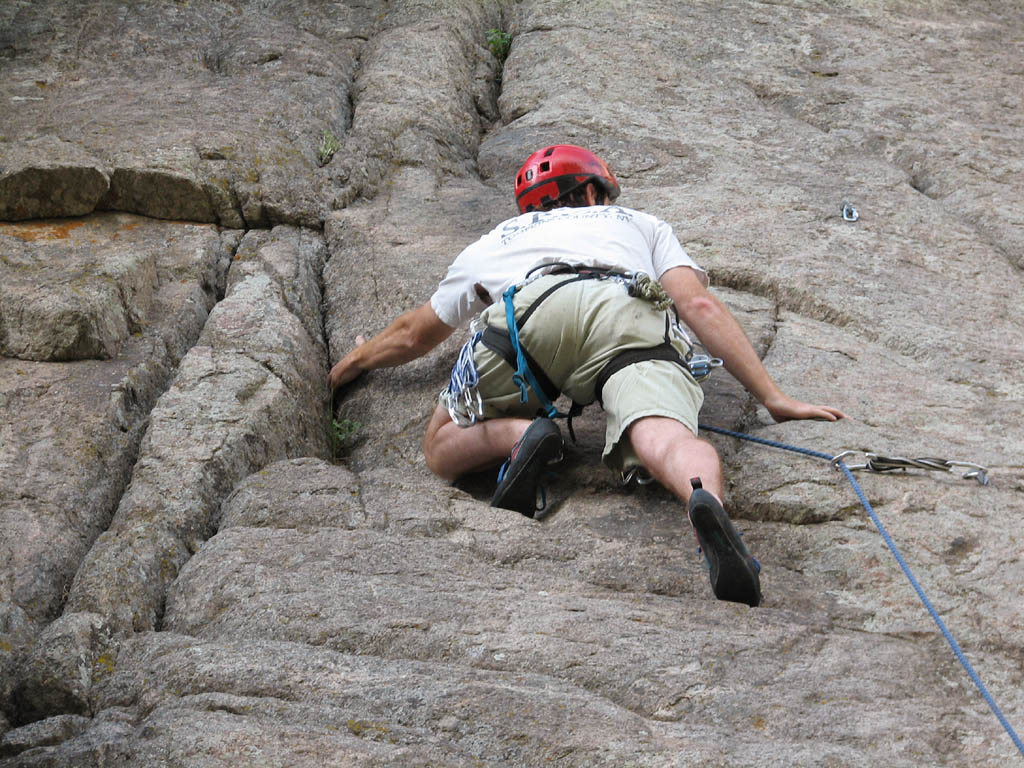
451;273;704;473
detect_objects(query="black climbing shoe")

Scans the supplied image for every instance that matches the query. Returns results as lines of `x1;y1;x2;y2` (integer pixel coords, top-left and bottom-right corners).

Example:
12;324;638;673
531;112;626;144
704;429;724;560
491;418;563;518
688;481;762;607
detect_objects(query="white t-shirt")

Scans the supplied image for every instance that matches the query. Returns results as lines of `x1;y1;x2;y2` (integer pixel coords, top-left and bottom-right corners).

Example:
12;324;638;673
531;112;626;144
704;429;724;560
430;205;707;328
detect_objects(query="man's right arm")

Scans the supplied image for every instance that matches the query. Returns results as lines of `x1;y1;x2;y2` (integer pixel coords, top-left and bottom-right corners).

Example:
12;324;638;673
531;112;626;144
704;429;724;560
328;301;456;392
659;266;846;423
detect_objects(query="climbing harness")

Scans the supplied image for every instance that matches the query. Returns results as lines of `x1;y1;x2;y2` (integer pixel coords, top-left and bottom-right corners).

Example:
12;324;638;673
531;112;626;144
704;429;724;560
475;265;718;418
443;264;723;444
698;423;1022;758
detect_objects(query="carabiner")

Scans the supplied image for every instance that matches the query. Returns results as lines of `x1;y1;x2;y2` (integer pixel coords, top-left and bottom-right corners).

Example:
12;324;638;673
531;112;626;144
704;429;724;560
830;450;868;471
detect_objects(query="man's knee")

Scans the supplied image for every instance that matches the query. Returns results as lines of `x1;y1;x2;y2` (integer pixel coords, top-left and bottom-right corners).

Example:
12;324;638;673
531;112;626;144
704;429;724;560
628;416;717;466
422;405;453;476
628;414;700;447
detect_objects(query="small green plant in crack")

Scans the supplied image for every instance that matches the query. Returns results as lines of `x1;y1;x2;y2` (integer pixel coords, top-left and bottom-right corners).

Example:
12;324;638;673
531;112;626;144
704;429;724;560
329;417;363;461
486;28;512;79
318;129;341;167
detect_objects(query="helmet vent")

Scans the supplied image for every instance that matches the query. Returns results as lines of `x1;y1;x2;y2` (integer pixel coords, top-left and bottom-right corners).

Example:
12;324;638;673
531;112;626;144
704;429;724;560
543;147;556;157
539;161;550;172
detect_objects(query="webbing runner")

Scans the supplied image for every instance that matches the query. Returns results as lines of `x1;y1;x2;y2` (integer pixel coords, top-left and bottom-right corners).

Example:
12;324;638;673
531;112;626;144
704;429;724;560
698;423;1024;757
503;284;560;419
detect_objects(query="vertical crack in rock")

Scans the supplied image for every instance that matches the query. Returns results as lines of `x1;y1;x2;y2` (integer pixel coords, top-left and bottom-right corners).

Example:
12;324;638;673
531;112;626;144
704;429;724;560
322;0;510;476
323;0;505;211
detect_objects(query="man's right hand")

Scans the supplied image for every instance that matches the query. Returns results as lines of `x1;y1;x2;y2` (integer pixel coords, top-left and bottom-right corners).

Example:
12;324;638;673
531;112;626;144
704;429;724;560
328;335;366;392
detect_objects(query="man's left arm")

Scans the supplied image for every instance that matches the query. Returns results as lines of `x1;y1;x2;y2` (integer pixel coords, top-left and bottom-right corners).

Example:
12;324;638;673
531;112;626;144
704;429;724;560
659;266;846;423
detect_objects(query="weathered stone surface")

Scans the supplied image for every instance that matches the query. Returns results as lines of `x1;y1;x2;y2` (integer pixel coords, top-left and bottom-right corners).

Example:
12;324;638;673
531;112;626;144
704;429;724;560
7;224;329;726
228;227;328;355
0;138;108;221
6;629;948;767
0;214;230;721
61;225;329;635
0;218;157;361
52;458;995;766
0;1;376;227
216;458;373;532
2;0;1023;766
9;613;115;725
0;708;132;766
0;714;91;758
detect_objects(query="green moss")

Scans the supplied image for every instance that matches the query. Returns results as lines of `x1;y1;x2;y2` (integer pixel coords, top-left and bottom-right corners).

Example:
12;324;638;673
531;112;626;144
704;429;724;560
346;719;390;740
486;28;513;83
318;129;341;167
94;652;117;676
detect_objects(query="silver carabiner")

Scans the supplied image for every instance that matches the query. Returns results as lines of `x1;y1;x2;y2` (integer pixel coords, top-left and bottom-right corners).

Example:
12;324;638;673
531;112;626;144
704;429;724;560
830;450;869;471
462;388;483;424
442;387;480;427
947;461;990;486
841;201;859;222
620;466;656;486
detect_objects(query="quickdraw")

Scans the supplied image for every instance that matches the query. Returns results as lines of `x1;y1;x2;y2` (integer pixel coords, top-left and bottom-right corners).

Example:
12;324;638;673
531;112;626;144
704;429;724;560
440;326;485;426
830;450;989;486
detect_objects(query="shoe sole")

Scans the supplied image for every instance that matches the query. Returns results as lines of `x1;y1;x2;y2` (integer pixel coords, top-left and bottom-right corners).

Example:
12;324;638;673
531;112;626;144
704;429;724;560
491;427;562;517
689;493;762;607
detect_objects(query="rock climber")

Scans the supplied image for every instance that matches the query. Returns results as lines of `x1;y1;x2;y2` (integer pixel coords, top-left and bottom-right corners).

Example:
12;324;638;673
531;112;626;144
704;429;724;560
328;144;846;607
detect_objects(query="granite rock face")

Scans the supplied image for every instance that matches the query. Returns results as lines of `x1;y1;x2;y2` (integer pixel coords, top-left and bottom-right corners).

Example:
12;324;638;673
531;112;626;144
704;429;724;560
2;1;1023;766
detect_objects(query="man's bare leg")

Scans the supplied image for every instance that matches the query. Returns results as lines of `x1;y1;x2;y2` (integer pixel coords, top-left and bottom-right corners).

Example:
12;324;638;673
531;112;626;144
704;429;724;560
629;415;761;606
423;404;531;482
627;416;723;504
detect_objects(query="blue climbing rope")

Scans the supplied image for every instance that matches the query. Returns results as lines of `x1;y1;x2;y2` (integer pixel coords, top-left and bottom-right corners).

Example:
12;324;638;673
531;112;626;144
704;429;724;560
699;423;835;462
698;422;1024;758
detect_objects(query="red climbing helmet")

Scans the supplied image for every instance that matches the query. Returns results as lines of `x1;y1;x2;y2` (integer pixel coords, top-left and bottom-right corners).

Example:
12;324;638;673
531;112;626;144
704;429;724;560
514;144;620;213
